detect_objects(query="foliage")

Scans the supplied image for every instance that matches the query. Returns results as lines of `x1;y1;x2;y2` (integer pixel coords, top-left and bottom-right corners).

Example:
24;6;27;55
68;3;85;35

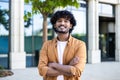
0;65;14;77
0;8;32;30
24;0;80;19
0;8;9;30
0;65;4;70
24;0;80;42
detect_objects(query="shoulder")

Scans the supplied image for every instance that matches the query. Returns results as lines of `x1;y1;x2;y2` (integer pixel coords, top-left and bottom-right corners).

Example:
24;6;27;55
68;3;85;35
71;36;86;46
41;39;55;50
42;39;55;46
71;36;85;43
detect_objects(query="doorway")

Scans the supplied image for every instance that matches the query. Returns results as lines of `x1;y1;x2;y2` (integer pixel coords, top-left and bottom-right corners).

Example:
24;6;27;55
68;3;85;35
99;16;115;61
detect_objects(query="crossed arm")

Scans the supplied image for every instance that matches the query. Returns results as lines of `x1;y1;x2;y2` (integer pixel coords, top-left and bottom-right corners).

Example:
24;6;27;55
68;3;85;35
46;56;79;76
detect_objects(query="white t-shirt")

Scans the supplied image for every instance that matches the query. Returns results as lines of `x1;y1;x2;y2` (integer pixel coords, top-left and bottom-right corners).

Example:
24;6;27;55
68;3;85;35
57;41;67;80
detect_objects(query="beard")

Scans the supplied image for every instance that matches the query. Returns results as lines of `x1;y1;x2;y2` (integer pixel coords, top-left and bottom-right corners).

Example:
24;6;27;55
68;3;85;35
53;25;71;34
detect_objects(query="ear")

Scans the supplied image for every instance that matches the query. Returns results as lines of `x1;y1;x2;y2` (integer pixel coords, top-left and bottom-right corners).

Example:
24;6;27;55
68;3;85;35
70;24;72;28
54;24;56;27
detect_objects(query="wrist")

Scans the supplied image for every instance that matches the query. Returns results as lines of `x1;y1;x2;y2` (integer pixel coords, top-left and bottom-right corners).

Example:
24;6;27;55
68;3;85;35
53;63;59;69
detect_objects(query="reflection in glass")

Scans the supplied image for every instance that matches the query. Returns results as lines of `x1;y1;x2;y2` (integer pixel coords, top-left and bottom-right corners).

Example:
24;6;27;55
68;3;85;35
99;3;114;17
0;1;9;69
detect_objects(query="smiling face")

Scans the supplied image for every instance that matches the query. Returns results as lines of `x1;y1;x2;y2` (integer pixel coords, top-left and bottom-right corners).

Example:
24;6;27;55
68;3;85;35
54;18;72;34
51;10;76;33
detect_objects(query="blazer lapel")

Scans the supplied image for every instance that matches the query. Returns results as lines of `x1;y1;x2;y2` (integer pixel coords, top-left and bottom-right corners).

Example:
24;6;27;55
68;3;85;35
53;39;59;63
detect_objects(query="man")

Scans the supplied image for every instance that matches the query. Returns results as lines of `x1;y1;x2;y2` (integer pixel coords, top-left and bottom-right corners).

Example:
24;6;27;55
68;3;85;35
38;10;86;80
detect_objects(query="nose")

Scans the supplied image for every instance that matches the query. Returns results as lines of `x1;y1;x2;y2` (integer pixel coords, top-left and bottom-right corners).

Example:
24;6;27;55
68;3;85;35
61;21;65;25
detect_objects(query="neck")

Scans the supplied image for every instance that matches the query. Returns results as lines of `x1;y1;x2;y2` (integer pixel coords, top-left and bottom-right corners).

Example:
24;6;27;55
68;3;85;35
57;33;69;41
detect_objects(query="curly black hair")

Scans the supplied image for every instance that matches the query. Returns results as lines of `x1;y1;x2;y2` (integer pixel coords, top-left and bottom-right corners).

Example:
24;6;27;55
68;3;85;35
50;10;76;33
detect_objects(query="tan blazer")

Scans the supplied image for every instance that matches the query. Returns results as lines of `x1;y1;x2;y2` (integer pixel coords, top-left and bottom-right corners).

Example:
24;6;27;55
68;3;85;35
38;35;86;80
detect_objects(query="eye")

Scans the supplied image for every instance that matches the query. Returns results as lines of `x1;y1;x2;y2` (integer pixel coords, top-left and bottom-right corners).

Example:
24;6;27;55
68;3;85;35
57;20;62;22
64;20;70;23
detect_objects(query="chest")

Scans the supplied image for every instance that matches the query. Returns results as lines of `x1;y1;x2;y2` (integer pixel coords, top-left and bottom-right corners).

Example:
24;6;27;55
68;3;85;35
47;44;75;65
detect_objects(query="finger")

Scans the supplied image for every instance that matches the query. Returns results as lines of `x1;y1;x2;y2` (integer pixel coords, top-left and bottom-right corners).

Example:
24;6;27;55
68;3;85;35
75;56;79;61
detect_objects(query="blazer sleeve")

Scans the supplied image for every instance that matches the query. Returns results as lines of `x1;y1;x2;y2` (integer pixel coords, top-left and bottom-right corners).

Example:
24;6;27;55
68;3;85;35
38;41;49;77
70;41;86;77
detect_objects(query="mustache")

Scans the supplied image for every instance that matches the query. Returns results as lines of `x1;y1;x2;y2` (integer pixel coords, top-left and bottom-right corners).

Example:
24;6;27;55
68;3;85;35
53;27;66;33
58;25;66;28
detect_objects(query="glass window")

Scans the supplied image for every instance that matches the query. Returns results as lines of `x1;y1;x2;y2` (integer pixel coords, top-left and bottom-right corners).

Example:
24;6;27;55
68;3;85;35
0;1;9;69
24;4;53;67
66;1;87;42
99;3;114;17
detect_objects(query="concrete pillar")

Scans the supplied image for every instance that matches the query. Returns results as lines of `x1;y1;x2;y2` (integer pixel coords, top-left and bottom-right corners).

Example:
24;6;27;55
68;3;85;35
9;0;26;69
115;3;120;61
88;0;101;63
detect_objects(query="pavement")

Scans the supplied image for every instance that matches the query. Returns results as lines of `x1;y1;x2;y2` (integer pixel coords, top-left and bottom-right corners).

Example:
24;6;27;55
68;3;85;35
0;62;120;80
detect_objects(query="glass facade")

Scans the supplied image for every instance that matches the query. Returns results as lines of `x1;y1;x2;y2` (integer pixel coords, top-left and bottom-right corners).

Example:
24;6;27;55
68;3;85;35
99;3;115;61
24;4;54;67
99;3;114;17
0;1;9;68
68;4;87;42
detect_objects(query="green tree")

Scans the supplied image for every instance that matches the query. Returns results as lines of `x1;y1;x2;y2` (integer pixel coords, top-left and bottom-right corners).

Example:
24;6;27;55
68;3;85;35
0;9;9;30
0;8;32;31
24;0;80;42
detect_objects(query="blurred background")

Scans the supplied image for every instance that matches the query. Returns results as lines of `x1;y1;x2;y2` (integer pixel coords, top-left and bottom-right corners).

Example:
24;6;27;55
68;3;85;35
0;0;119;69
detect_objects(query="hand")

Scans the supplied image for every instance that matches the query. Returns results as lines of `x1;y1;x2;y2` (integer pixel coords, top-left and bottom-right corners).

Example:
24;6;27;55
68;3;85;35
69;56;79;66
48;62;57;68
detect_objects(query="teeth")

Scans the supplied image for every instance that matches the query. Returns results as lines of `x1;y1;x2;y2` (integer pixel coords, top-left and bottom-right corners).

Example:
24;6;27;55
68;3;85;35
59;26;65;28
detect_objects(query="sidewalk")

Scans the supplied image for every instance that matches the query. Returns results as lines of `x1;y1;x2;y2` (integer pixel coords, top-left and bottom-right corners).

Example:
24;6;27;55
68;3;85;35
0;62;120;80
